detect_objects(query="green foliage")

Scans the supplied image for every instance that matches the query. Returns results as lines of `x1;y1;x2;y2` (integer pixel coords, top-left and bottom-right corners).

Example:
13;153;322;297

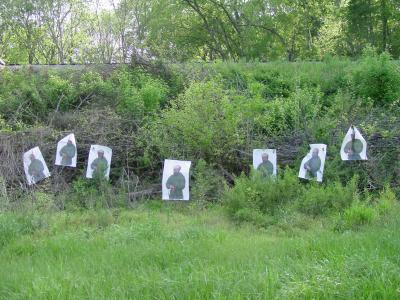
191;159;226;208
78;71;114;104
142;75;324;178
259;87;323;135
326;186;396;232
210;60;348;99
70;177;122;210
335;201;376;231
224;169;302;225
297;177;358;216
41;74;77;111
0;69;83;125
375;185;398;216
231;207;266;226
0;68;169;127
114;69;169;119
143;80;244;165
31;192;57;211
1;60;399;208
349;51;400;106
224;171;362;226
70;178;99;209
211;62;249;92
2;0;400;64
0;213;46;248
250;69;292;99
83;209;116;229
0;69;48;125
0;116;14;132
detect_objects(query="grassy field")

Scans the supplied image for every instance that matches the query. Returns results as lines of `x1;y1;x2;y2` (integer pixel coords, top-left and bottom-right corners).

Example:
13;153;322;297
0;203;399;299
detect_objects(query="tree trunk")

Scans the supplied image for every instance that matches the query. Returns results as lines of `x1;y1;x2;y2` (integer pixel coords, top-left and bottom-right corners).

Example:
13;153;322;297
381;0;388;52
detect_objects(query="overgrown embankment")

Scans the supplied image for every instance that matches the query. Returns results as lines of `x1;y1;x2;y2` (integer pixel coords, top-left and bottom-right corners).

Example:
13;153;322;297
0;55;399;298
0;53;399;222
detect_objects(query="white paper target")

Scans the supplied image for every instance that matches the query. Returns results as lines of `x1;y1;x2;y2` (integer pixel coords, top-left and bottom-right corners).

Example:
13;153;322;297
55;133;77;167
340;126;367;161
86;145;112;179
252;149;277;176
298;144;327;183
162;159;191;201
23;147;51;185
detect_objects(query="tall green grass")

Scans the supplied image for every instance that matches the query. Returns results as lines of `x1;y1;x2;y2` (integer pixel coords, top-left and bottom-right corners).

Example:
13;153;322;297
0;204;398;299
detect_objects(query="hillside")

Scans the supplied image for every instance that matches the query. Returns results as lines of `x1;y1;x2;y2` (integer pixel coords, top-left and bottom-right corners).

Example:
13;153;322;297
0;56;399;298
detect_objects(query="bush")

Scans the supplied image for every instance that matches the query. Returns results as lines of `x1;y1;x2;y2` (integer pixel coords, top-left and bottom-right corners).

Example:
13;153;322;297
142;80;245;167
142;79;323;177
212;61;248;92
191;159;226;208
211;60;348;99
349;50;400;106
77;71;114;106
224;168;302;225
69;177;123;209
0;67;169;127
31;192;57;211
375;185;398;216
232;207;266;226
0;69;48;125
114;69;169;119
250;69;292;99
1;60;398;211
297;176;358;216
257;87;322;135
224;170;361;225
327;185;397;232
335;201;376;231
42;73;77;111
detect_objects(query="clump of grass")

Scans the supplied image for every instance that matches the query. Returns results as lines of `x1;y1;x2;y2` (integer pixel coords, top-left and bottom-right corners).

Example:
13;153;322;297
336;201;376;231
334;185;398;232
375;185;398;216
224;170;360;227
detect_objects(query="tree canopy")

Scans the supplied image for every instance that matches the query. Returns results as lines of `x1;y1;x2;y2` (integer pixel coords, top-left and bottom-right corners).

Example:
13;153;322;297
1;0;400;63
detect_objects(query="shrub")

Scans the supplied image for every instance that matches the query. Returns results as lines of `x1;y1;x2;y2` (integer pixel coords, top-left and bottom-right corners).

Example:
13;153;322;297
0;69;48;125
224;168;302;225
349;50;400;106
31;192;57;211
224;170;363;227
191;159;226;207
114;69;168;119
335;201;376;231
41;73;77;111
142;80;244;166
0;116;13;132
297;176;358;216
77;71;114;106
212;61;248;92
211;60;347;99
70;178;99;209
375;185;398;216
250;69;292;99
232;207;266;226
69;177;121;209
0;67;169;127
257;87;322;135
142;79;323;176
